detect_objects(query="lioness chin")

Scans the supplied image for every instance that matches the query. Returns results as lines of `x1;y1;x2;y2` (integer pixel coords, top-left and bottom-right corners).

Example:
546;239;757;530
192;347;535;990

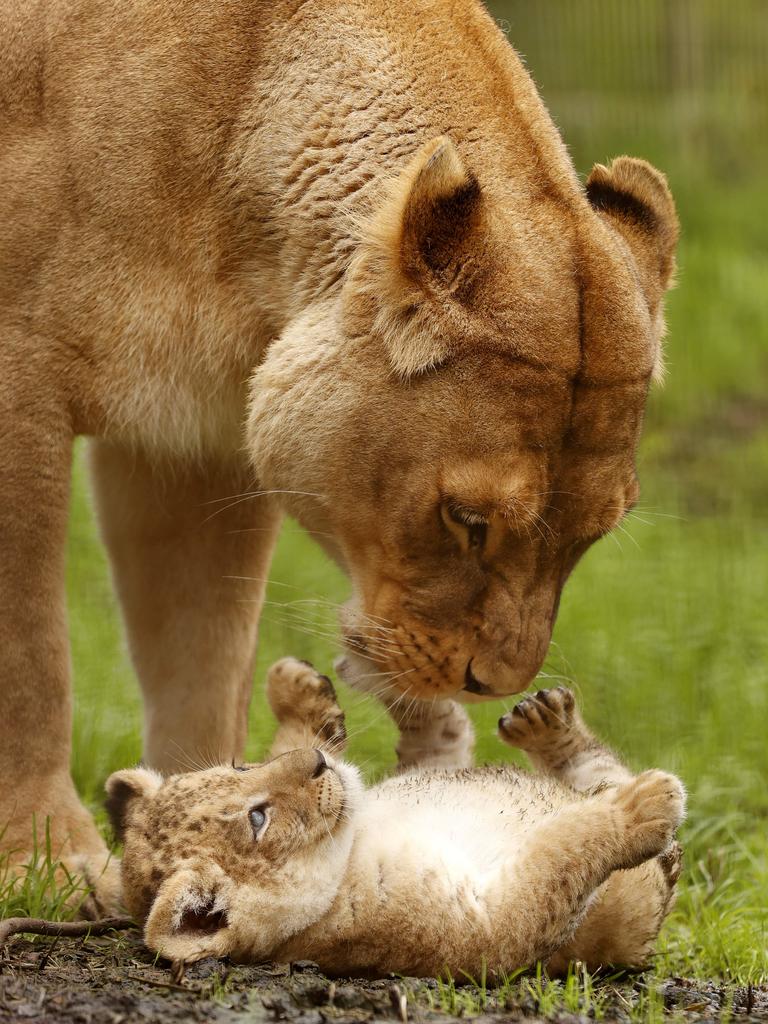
0;0;677;906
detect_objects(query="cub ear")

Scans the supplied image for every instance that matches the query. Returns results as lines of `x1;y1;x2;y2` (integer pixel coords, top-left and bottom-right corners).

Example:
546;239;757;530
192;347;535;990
144;864;232;963
104;768;162;842
349;136;485;377
586;157;679;314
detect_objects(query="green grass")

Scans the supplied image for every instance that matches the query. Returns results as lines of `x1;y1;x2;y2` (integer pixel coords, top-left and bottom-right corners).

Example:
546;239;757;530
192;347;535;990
417;961;690;1022
0;821;90;921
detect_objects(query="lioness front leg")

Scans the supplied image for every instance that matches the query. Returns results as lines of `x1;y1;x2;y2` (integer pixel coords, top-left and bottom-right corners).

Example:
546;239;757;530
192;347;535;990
387;695;475;771
90;443;281;774
489;770;685;969
0;343;117;911
499;686;633;790
339;654;475;771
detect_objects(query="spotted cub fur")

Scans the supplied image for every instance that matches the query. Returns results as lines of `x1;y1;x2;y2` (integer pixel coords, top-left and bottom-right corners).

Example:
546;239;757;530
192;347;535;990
107;662;684;978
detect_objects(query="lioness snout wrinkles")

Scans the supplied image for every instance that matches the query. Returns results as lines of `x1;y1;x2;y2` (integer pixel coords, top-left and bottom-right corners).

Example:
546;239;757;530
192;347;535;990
0;0;677;905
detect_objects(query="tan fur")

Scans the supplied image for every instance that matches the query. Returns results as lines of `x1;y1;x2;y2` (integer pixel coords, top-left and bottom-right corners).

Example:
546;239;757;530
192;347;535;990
109;659;685;977
0;0;678;899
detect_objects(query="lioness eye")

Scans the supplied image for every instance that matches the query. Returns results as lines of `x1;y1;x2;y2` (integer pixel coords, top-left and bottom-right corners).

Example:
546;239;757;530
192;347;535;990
249;805;268;839
443;503;488;550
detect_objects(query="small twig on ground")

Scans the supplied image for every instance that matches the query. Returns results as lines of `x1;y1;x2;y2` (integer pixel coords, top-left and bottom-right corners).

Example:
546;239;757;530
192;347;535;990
125;970;203;994
170;959;186;985
0;916;136;945
390;983;408;1024
35;930;61;972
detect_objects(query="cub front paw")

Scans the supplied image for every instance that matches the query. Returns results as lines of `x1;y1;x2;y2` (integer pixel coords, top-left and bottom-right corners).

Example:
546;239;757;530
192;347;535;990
498;686;577;750
611;769;686;867
266;657;346;750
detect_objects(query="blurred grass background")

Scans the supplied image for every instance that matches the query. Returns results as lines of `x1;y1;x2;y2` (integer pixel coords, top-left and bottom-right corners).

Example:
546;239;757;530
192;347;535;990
65;0;766;982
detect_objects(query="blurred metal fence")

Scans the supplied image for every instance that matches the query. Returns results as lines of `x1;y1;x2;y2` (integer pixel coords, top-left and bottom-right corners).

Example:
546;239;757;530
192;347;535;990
487;0;768;176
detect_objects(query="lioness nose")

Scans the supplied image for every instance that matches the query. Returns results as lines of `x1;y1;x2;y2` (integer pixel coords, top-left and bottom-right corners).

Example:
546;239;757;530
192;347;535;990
462;658;532;698
463;660;494;696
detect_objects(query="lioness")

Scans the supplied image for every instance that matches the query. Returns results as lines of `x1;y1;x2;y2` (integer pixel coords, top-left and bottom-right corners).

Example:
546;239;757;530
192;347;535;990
0;0;678;905
107;658;684;976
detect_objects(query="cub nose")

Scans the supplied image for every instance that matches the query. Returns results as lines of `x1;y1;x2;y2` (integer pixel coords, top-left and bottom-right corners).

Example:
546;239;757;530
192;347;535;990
311;749;328;778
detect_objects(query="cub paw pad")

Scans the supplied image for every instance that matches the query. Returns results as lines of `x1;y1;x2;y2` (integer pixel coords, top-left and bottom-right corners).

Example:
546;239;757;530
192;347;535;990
498;686;576;748
612;769;686;863
266;657;346;749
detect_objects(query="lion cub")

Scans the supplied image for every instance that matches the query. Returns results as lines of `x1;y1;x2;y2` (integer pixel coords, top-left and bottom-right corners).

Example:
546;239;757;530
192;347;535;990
107;660;684;978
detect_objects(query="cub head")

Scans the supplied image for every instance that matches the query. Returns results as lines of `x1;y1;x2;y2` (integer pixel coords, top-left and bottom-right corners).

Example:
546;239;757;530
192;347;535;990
106;750;362;963
247;137;678;702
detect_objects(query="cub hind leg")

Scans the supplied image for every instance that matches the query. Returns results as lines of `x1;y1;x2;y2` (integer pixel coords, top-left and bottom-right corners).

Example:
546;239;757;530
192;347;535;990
266;658;347;758
545;843;683;974
499;687;684;970
487;769;685;970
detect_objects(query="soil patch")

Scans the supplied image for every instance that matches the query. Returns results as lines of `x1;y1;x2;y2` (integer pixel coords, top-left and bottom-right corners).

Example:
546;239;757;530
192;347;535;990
1;931;766;1023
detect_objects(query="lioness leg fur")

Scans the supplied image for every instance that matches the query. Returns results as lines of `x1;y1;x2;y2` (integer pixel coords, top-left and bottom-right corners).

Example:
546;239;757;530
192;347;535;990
500;688;684;970
89;443;281;774
385;692;475;771
0;342;118;909
266;657;347;758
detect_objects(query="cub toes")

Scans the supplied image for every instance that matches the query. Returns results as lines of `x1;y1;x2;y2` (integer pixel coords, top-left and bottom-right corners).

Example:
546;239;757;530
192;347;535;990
611;770;686;866
498;686;576;749
266;657;341;722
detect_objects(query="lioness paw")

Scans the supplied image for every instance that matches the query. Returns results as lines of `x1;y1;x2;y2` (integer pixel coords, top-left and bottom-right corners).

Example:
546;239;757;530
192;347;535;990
610;770;686;868
266;657;346;751
71;853;125;919
498;686;577;750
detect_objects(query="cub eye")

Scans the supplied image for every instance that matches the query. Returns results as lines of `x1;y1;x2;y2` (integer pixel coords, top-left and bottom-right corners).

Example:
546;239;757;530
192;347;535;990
249;805;269;839
441;502;488;551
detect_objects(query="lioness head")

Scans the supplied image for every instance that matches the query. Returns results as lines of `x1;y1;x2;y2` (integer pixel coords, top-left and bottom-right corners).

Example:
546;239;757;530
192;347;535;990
247;138;678;702
105;750;362;963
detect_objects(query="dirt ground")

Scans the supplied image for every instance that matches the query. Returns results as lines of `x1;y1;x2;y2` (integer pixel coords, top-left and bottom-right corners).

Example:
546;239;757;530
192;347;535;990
1;930;766;1024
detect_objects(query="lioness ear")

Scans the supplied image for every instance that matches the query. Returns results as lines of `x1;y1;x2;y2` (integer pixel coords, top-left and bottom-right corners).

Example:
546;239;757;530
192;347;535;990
105;768;162;842
144;865;232;963
586;157;679;314
349;136;485;377
397;136;483;289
